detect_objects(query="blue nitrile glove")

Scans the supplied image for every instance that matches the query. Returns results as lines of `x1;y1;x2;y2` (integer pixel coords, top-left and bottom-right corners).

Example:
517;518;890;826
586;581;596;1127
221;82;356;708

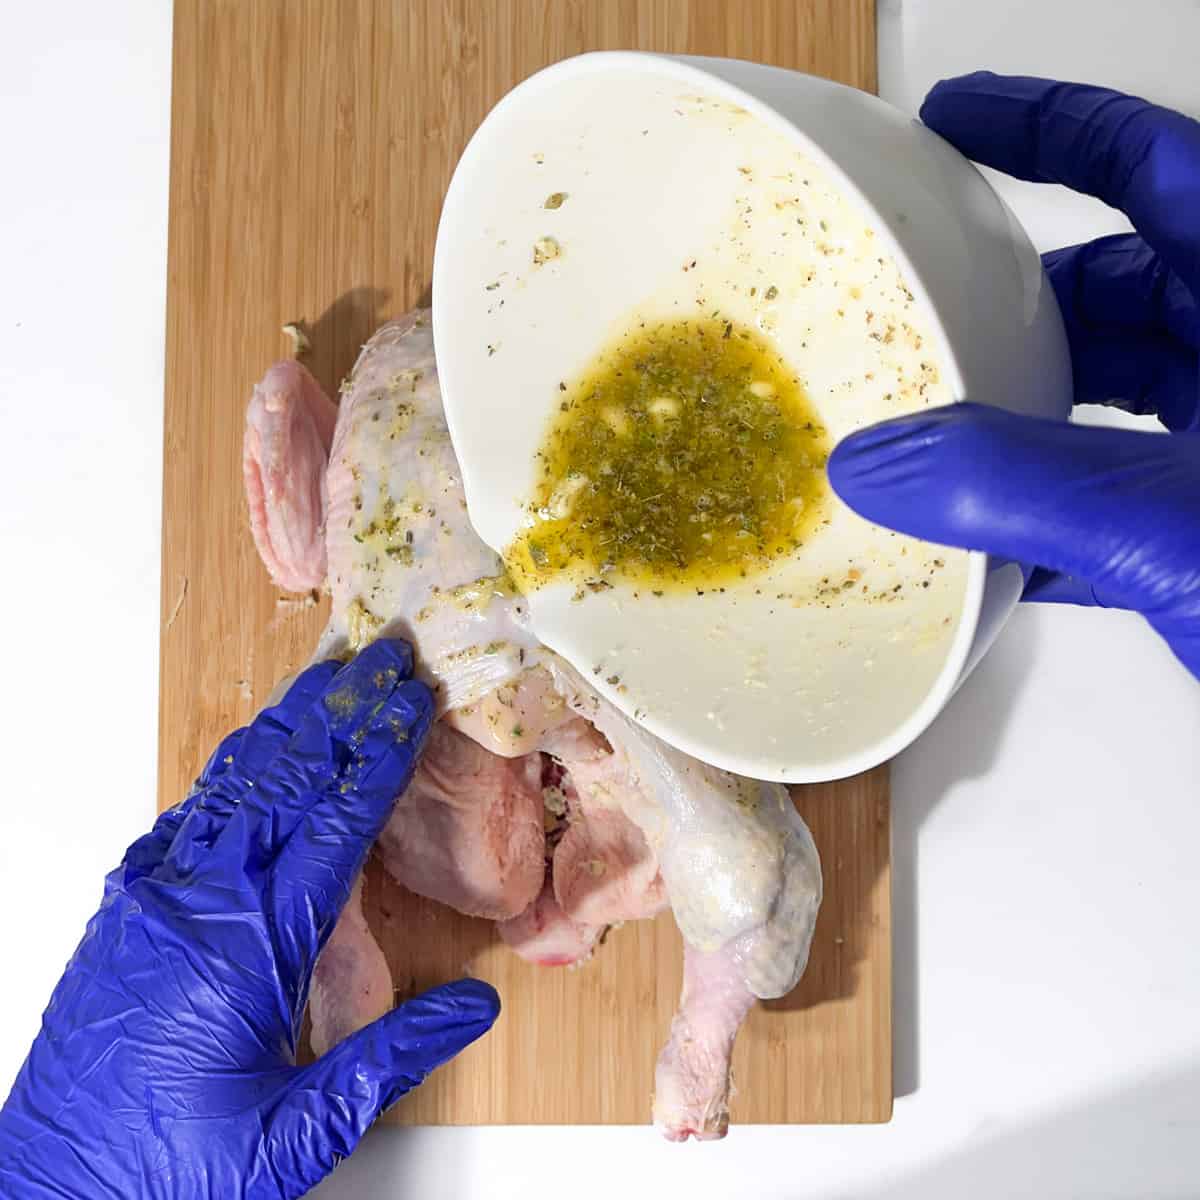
828;73;1200;679
0;639;499;1200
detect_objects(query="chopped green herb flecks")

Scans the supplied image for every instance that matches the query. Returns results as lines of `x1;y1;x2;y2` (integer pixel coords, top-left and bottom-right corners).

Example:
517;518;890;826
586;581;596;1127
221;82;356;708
506;316;829;591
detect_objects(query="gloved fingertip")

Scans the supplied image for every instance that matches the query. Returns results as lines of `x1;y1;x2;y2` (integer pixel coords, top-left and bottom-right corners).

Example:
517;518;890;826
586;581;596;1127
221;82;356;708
919;70;997;128
317;640;418;742
352;678;435;794
377;980;501;1073
345;638;416;682
835;406;962;455
828;403;1053;551
282;980;501;1164
829;420;913;472
827;409;957;500
411;978;502;1027
265;677;433;875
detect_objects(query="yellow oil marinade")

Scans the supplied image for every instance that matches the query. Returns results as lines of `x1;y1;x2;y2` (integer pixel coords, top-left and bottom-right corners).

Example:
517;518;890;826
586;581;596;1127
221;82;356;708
506;316;829;591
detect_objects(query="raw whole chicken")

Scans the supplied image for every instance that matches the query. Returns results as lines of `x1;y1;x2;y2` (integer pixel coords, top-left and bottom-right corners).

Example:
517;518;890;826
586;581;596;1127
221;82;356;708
242;309;822;1140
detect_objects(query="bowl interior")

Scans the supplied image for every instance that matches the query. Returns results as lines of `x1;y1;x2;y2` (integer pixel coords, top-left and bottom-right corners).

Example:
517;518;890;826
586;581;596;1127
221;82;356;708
434;52;981;781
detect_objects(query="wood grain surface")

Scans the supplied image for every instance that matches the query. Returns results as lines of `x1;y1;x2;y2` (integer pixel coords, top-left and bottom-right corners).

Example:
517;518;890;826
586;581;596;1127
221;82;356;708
160;0;889;1125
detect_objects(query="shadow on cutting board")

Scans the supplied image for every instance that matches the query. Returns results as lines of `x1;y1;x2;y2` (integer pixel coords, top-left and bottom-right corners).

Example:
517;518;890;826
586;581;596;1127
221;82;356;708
762;773;889;1017
288;284;437;406
287;286;394;403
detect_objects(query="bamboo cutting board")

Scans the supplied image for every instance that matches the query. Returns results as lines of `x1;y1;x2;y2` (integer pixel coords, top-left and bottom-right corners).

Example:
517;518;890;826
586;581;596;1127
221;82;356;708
160;0;890;1125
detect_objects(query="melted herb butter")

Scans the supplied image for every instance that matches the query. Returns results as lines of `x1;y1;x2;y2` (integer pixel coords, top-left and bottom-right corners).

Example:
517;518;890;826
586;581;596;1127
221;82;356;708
346;597;384;651
443;572;517;613
506;316;829;591
414;572;516;624
354;487;413;558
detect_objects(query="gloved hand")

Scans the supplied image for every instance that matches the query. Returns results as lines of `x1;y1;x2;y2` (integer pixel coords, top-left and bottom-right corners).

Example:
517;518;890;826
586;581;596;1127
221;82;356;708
0;640;499;1199
828;72;1200;679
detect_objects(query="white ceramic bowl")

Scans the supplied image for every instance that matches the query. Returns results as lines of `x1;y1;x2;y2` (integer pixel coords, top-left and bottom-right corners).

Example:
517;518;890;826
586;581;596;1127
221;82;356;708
433;52;1070;783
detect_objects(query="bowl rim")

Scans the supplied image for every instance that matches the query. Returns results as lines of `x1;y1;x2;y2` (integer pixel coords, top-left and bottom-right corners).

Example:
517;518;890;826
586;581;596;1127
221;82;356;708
434;49;988;782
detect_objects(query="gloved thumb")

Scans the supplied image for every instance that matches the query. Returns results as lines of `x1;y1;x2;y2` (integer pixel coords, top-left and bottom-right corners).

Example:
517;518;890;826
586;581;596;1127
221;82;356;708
267;979;499;1184
827;403;1200;621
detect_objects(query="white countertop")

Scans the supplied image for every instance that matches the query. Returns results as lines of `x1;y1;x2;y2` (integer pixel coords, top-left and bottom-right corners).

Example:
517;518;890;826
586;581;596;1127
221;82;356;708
1;3;1197;1197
